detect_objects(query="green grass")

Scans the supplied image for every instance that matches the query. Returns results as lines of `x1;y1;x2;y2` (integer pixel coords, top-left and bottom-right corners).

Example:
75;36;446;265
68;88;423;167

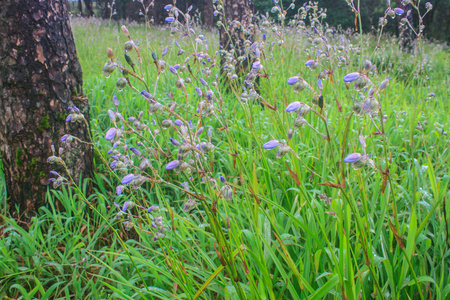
1;9;450;300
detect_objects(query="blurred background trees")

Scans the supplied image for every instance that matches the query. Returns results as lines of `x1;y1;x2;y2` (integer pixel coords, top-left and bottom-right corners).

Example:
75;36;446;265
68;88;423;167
67;0;449;42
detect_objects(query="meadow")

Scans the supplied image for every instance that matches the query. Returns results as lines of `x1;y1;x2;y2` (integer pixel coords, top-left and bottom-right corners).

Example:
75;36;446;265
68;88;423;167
1;3;450;299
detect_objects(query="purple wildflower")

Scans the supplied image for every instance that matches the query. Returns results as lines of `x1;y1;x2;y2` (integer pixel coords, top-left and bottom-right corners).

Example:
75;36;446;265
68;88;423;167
343;72;360;83
164;4;172;11
165;17;175;23
66;114;72;122
162;46;169;56
200;78;208;86
121;174;135;185
317;79;323;90
263;140;280;150
166;160;180;170
141;90;153;100
286;101;301;113
105;128;116;141
305;60;315;66
394;7;404;15
169;66;177;74
170;138;181;146
287;76;300;85
113;94;119;106
130;147;142;157
344;153;362;163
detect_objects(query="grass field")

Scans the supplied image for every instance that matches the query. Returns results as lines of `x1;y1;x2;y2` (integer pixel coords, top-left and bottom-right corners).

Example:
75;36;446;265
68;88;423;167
1;5;450;299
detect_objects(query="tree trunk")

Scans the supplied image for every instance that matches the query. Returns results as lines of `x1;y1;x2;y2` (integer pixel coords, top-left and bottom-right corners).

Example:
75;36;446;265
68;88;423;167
0;0;93;218
84;0;94;17
78;0;83;16
219;0;254;73
202;0;214;28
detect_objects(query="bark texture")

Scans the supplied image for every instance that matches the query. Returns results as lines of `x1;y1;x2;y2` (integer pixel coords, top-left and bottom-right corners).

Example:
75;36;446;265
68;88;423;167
219;0;254;73
0;0;93;217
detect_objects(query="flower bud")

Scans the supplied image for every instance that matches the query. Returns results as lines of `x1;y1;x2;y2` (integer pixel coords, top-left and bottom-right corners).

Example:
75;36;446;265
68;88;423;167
107;47;113;59
161;119;173;129
112;94;119;106
116;78;127;91
352;102;364;117
276;144;291;158
183;199;197;211
387;9;395;18
293;117;307;129
364;60;372;72
175;78;184;89
353;76;368;91
221;185;233;200
124;53;134;68
293;80;308;92
124;41;135;52
103;61;116;78
121;25;129;36
287;128;294;140
379;78;390;91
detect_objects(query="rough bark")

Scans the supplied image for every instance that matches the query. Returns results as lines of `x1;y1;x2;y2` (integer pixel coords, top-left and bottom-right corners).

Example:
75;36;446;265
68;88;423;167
0;0;93;217
219;0;254;73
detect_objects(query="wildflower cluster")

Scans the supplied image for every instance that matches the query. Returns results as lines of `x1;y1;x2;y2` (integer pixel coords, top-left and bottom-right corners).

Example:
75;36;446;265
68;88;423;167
45;1;443;298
